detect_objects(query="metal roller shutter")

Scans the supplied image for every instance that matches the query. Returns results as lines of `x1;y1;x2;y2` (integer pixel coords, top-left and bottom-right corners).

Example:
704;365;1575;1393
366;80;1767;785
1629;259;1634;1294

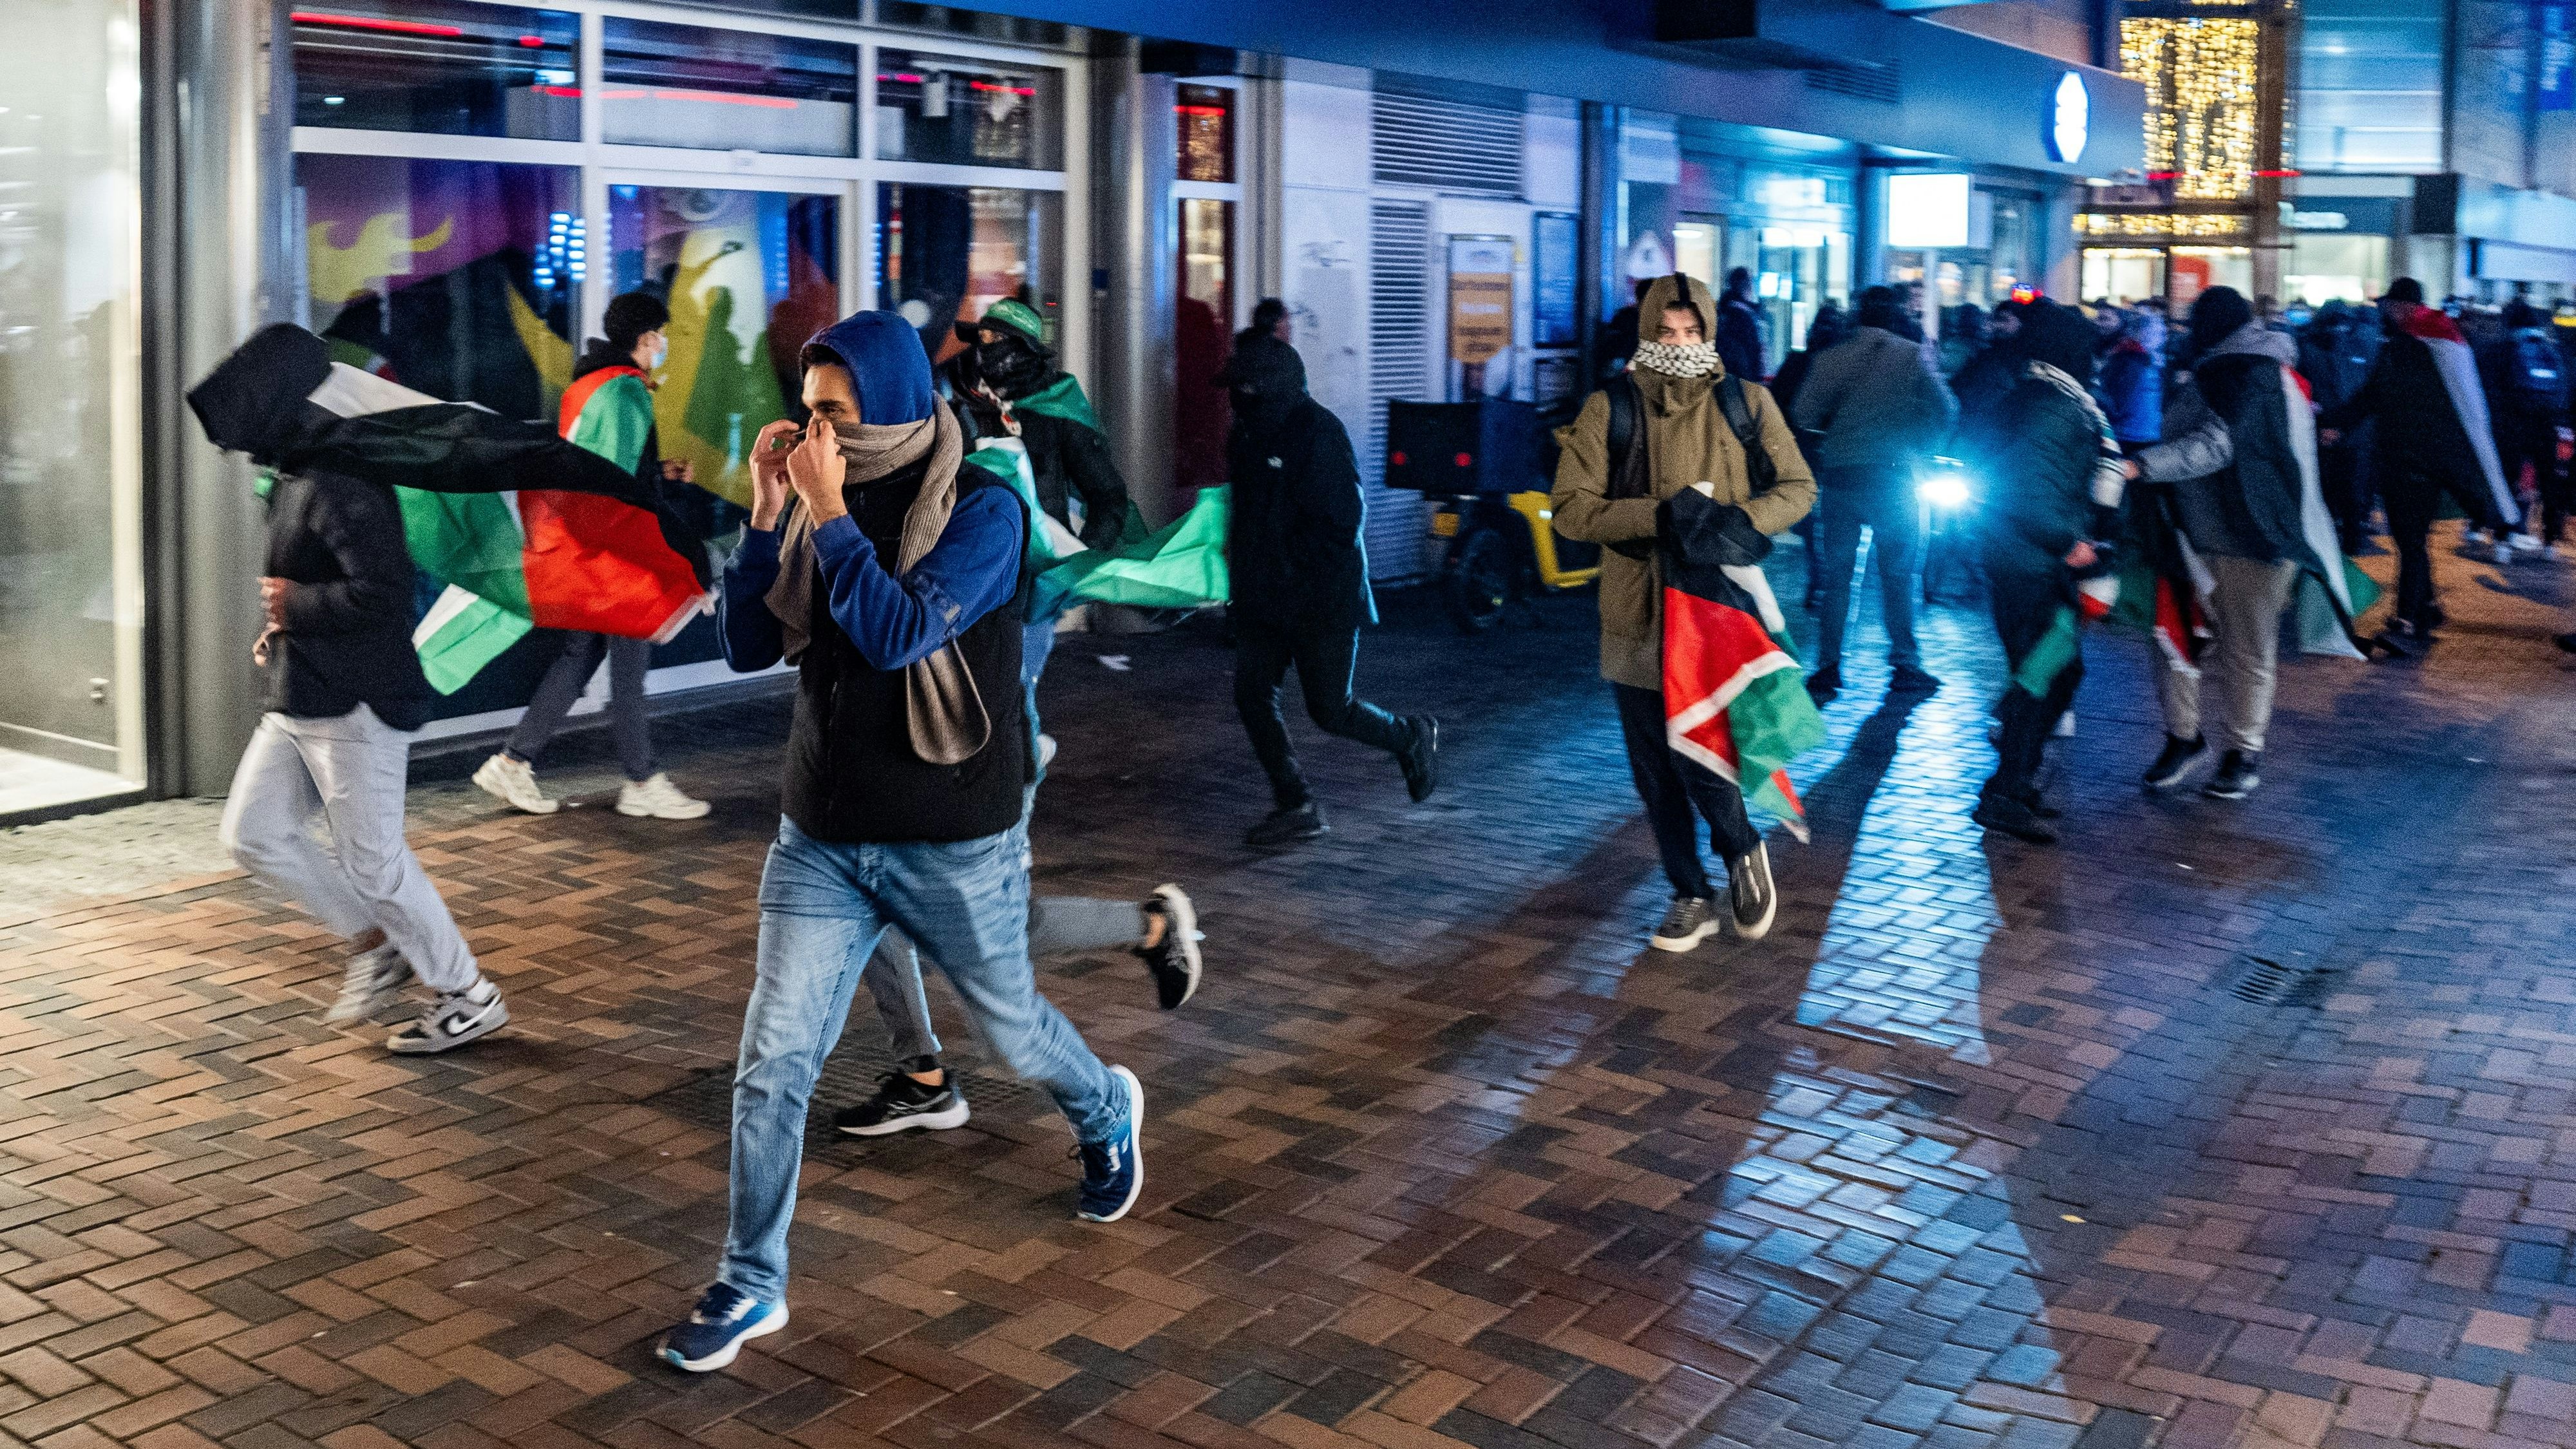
1370;92;1526;196
1366;200;1431;582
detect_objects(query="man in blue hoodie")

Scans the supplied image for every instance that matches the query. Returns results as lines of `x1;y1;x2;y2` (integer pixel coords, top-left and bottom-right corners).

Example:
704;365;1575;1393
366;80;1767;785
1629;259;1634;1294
658;312;1144;1375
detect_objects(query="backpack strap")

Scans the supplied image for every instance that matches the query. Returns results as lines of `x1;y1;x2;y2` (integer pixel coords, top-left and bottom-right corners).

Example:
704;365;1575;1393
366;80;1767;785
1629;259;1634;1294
1718;374;1778;497
1604;375;1649;500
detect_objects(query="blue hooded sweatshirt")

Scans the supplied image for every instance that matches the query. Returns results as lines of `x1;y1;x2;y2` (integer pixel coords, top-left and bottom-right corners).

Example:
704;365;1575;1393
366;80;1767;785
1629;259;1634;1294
718;310;1020;673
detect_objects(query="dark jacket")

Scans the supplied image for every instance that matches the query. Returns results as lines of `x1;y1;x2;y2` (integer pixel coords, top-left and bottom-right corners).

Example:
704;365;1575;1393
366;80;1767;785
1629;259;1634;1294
2318;328;2481;475
1016;402;1132;551
2298;319;2372;421
1716;293;1766;381
260;471;437;730
2132;323;2305;563
1791;325;1958;473
1949;338;2025;428
2094;312;2166;446
1963;370;2102;591
1223;336;1373;630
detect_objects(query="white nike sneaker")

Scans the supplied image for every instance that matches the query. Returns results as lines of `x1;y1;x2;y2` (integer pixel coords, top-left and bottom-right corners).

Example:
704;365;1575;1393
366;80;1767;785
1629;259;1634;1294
618;772;710;820
473;753;558;815
388;977;509;1054
326;942;411;1024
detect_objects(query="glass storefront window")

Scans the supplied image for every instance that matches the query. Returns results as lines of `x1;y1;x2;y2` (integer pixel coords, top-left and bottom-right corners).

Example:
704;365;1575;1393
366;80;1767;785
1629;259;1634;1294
2172;247;2253;308
877;5;1071;48
1755;226;1846;372
1;0;145;816
1175;198;1233;491
1177;85;1234;184
298;155;580;422
877;183;1061;363
875;50;1063;170
292;1;578;140
601;19;857;157
606;185;840;516
2081;247;2168;307
2287;234;2391;305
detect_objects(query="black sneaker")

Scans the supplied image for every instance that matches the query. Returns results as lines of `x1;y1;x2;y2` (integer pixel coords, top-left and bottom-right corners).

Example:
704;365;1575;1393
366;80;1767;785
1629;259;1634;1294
1888;665;1942;696
1136;885;1202;1010
2203;750;2260;800
1245;803;1328;848
1399;715;1441;803
2141;734;2205;790
2555;631;2576;656
1804;666;1842;704
1973;790;2059;844
1727;842;1777;940
1649;896;1721;953
833;1070;971;1137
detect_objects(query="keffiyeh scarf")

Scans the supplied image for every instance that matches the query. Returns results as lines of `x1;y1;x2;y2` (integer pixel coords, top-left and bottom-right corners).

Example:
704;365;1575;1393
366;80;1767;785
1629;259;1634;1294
1633;339;1723;379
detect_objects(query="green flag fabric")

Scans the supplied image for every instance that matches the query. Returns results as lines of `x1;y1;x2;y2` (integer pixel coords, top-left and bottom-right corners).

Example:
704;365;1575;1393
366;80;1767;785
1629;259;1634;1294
1010;374;1104;436
2012;606;2083;698
1026;486;1231;619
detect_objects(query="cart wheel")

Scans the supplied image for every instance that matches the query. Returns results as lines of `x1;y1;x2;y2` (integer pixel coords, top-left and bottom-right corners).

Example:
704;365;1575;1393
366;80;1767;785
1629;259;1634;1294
1444;527;1514;632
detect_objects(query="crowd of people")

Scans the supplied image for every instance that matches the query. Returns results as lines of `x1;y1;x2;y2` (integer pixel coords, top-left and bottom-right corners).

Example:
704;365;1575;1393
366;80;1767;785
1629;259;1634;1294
206;249;2572;1377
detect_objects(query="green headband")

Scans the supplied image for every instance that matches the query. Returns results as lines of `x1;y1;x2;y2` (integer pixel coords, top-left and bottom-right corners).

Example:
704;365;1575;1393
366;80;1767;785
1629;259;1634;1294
980;298;1049;344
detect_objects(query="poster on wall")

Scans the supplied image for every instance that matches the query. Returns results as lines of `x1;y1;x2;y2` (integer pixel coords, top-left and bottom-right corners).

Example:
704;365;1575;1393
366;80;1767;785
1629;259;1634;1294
1533;213;1578;348
1447;236;1515;366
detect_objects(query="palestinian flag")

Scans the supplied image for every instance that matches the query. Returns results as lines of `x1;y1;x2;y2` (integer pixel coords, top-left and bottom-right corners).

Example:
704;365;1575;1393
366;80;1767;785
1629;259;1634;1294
2403;307;2520;531
967;408;1230;618
1660;487;1826;841
2275;361;2379;657
189;323;712;693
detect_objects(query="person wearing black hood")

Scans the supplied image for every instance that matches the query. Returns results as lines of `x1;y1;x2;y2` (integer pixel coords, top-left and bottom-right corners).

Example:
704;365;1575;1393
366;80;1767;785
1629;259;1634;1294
473;291;708;822
1949;298;2032;426
1717;267;1767;381
2300;299;2377;554
1958;300;2127;843
1220;331;1439;846
2121;287;2311;800
2480;298;2568;550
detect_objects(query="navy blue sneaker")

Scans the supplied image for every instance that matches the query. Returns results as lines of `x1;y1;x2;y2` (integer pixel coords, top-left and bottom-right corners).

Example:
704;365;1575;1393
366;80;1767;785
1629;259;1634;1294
659;1283;786;1372
1075;1065;1144;1223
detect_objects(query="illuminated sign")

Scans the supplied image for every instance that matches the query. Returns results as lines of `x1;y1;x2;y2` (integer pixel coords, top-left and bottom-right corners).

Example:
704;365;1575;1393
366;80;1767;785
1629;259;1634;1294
2050;71;2090;164
1886;173;1971;249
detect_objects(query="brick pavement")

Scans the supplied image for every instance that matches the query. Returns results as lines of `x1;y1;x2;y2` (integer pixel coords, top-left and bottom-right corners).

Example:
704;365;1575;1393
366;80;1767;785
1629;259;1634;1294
8;531;2576;1449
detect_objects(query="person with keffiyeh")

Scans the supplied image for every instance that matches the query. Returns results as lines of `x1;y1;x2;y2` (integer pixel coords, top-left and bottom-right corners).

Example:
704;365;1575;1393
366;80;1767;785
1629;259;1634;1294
660;310;1148;1378
1959;300;2128;844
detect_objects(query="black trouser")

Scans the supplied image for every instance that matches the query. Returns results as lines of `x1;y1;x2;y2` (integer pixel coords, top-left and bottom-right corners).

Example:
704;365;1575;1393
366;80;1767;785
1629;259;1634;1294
2382;458;2503;629
1613;683;1758;901
2496;410;2564;540
1985;569;2081;799
2319;442;2368;554
1233;617;1412;810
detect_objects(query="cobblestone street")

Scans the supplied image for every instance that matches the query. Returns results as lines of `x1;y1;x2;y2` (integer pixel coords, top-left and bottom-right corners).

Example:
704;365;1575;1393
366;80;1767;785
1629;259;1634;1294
10;533;2576;1449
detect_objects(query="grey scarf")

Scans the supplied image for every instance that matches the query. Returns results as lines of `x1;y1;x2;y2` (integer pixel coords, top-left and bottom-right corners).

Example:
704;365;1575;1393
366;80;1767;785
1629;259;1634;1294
765;402;989;763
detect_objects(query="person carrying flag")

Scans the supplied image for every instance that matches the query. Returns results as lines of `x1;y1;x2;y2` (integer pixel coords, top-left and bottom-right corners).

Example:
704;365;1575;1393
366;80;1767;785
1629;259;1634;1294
659;309;1146;1376
2318;278;2519;644
2124;287;2341;801
1961;301;2126;844
1551;272;1816;952
954;298;1139;732
216;442;512;1054
474;291;708;821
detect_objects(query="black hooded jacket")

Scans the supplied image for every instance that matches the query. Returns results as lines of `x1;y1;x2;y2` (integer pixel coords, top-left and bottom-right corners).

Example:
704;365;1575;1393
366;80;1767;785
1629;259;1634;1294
1220;335;1374;631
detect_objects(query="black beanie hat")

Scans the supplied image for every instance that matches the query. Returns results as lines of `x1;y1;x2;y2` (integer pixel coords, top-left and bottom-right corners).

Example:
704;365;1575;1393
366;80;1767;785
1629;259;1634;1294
2383;276;2425;305
2186;285;2254;358
2018;299;2098;383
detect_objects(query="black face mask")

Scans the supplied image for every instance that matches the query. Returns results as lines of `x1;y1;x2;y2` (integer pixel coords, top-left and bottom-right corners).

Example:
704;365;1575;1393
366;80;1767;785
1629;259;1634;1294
975;337;1050;398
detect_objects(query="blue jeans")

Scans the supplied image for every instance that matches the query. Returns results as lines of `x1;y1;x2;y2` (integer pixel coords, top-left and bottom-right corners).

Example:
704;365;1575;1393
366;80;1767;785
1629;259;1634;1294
720;815;1124;1302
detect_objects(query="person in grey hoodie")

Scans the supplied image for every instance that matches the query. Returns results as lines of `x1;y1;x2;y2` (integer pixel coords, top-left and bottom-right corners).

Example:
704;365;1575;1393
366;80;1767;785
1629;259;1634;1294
1791;285;1959;701
2121;287;2308;801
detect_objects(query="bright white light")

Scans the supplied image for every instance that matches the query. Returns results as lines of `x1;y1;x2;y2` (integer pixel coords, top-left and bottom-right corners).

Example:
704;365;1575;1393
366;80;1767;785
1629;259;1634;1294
1917;472;1971;509
1886;174;1971;248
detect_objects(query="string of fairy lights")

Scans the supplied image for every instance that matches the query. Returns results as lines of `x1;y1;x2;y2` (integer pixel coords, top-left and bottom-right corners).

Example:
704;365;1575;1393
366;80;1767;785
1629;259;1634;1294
2087;14;2264;242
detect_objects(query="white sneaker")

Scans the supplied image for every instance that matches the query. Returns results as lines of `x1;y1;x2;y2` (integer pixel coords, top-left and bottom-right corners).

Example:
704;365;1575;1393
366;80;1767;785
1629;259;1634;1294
326;942;410;1024
618;772;709;820
2053;710;2078;739
473;753;557;815
1037;733;1058;771
388;977;509;1054
2512;531;2548;555
2494;540;2516;566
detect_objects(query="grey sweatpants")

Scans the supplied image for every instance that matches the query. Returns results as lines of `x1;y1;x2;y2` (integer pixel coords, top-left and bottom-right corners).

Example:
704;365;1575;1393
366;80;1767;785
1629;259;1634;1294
506;632;655;781
218;706;479;993
864;893;1148;1062
2155;554;2298;755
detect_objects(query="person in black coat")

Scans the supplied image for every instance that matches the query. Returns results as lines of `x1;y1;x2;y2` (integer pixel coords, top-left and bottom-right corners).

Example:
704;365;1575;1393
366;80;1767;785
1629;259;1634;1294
218;468;511;1054
2298;300;2378;553
1717;267;1767;381
1218;332;1439;846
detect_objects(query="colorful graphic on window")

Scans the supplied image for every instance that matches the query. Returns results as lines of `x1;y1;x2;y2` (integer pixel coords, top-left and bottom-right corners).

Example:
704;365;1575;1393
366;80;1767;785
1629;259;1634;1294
297;153;578;422
607;185;842;509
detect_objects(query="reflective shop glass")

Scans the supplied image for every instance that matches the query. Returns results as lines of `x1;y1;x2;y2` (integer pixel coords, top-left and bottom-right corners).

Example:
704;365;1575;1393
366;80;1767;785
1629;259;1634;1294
295;154;587;723
661;0;859;17
875;50;1062;170
608;185;841;520
1177;84;1234;183
877;184;1059;363
291;1;578;140
1174;198;1233;491
1;0;146;817
876;5;1071;48
601;19;857;157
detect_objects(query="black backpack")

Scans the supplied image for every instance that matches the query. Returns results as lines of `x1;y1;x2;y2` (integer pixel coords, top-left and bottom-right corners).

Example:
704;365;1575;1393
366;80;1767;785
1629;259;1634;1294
2505;327;2568;414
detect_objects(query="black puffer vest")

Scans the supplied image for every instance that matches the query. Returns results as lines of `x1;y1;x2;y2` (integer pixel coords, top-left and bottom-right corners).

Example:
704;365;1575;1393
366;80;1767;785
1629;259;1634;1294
781;459;1030;844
